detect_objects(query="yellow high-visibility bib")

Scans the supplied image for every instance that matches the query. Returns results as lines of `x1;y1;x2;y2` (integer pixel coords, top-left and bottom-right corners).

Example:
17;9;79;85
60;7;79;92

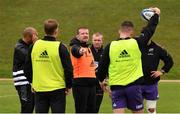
31;40;65;92
109;39;143;86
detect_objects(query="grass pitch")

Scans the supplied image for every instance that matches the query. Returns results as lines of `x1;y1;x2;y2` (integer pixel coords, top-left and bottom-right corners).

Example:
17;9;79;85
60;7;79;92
0;80;180;113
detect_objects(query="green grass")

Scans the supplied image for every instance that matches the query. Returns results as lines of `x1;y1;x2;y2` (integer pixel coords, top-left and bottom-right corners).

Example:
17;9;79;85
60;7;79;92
0;80;180;113
0;0;180;78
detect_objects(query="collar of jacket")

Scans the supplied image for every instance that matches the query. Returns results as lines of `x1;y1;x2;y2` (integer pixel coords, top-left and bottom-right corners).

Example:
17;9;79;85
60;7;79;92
43;35;56;41
116;37;131;40
70;37;90;47
19;38;31;46
90;45;103;52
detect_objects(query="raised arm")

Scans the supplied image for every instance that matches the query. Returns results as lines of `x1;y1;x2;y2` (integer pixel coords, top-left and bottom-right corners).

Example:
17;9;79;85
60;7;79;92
137;7;160;46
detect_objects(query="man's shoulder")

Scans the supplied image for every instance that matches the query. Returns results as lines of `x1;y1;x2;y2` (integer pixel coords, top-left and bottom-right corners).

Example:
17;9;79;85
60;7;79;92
59;42;70;53
59;42;66;48
14;39;30;55
15;41;26;50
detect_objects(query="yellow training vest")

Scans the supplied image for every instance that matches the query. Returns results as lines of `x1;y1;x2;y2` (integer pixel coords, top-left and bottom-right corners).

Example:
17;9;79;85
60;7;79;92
31;40;65;92
109;39;143;86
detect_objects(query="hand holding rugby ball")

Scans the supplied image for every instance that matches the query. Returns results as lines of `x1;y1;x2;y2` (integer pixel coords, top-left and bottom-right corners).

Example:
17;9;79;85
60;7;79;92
141;7;160;21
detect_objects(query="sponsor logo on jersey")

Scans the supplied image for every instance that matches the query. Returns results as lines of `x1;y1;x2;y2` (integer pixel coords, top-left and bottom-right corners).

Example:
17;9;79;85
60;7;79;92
39;50;49;58
148;48;154;55
119;50;130;58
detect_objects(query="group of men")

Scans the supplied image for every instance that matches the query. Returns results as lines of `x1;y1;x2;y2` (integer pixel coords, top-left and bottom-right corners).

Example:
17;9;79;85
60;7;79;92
12;7;173;113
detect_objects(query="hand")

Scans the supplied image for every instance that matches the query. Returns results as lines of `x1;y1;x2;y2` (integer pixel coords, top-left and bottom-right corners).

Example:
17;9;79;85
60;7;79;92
151;70;163;78
65;88;71;95
99;80;109;92
149;7;161;15
104;85;112;98
31;87;35;93
30;83;35;93
79;48;86;55
102;80;108;91
99;82;106;91
108;89;112;98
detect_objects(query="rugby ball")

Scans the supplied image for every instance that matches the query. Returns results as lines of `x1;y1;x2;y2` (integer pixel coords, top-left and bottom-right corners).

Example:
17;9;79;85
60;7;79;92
141;8;155;21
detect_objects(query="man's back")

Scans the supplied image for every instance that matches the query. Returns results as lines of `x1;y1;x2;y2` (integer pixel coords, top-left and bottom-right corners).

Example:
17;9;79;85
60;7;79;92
109;38;143;86
31;39;65;92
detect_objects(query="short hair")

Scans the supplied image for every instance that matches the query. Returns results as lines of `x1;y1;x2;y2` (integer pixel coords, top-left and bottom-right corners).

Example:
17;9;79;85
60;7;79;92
120;21;134;32
44;19;59;35
121;21;134;28
77;27;88;35
23;27;36;38
92;32;103;39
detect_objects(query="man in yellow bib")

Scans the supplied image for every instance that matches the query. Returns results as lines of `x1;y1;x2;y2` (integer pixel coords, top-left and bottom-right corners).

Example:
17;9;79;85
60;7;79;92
25;19;73;113
97;7;160;113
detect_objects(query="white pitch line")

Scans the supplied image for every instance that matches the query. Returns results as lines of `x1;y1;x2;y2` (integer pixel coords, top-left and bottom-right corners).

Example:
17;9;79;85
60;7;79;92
0;78;12;81
0;95;17;98
160;80;180;82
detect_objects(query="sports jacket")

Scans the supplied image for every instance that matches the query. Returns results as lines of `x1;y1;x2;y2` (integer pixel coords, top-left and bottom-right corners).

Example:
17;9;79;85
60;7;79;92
12;39;31;88
90;45;104;93
141;41;174;85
